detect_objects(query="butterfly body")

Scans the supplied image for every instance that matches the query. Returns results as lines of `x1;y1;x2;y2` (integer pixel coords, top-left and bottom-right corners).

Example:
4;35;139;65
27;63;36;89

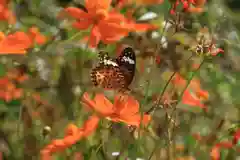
91;47;136;91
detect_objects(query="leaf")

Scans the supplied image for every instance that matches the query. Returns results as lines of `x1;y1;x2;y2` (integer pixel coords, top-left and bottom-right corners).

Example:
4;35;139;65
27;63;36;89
4;100;21;107
0;64;6;77
184;135;197;148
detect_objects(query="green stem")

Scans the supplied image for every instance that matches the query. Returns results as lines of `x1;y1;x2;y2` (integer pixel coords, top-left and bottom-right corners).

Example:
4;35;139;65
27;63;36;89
175;58;206;107
146;55;194;114
146;71;176;114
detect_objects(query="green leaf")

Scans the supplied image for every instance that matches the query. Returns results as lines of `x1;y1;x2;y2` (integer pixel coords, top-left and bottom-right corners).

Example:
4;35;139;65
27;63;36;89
4;100;21;106
184;135;197;147
0;63;6;77
0;100;4;105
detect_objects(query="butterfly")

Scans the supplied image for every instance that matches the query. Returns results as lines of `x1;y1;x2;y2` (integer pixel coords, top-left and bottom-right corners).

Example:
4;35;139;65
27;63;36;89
91;47;136;91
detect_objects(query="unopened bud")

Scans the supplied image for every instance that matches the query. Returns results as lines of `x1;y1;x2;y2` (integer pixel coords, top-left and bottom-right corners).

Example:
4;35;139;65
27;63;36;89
42;126;51;137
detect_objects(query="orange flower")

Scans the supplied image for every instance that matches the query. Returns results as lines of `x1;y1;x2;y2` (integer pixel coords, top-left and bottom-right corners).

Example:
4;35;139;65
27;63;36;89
172;74;209;98
6;65;29;83
82;92;151;127
187;0;206;13
41;115;99;159
0;77;23;102
0;0;16;24
0;27;47;54
0;66;28;101
172;73;209;109
233;129;240;145
182;89;207;110
62;0;157;47
169;0;206;15
211;142;233;160
28;27;47;45
0;31;32;54
62;0;129;48
193;129;240;160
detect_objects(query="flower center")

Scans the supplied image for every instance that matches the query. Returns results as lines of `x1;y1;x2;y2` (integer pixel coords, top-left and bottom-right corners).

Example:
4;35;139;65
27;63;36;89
95;9;108;21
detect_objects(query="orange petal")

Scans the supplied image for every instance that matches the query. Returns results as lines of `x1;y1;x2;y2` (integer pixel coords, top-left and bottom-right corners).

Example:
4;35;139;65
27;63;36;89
85;0;111;12
65;124;79;136
0;49;26;54
82;92;114;115
64;7;90;19
233;129;240;145
49;140;66;152
99;21;130;38
41;150;52;160
187;7;204;13
210;146;220;160
89;26;101;48
0;90;7;100
63;136;79;146
52;140;65;148
12;88;23;99
0;31;32;54
131;23;158;32
28;27;47;45
117;95;140;115
93;93;114;115
182;90;206;110
172;73;186;86
82;115;100;136
41;116;98;156
196;89;209;100
4;31;32;47
0;77;9;86
34;34;47;45
0;32;5;40
82;92;98;110
72;20;92;30
107;12;126;23
101;35;125;44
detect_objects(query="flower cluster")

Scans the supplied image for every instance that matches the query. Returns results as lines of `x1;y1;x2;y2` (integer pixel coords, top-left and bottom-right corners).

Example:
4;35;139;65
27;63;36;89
193;129;240;160
172;73;209;110
0;27;47;54
60;0;157;48
0;0;15;24
41;115;99;159
170;0;206;14
1;0;237;160
0;66;28;102
82;92;151;127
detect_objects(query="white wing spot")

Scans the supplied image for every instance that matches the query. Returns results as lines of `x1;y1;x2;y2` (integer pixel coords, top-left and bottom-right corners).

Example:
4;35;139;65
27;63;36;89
122;56;135;64
103;59;118;66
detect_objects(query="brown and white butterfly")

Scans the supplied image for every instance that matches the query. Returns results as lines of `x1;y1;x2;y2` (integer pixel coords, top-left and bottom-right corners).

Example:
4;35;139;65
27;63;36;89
91;47;136;91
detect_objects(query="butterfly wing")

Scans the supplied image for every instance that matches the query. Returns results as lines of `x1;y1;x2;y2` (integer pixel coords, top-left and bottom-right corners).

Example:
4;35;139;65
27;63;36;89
116;47;136;87
91;51;125;90
91;66;125;89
